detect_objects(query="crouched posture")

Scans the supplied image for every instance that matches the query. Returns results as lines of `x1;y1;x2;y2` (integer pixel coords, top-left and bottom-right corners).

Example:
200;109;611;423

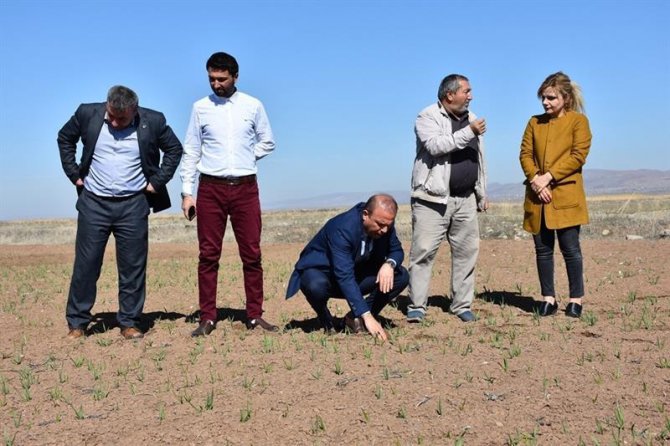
286;194;409;340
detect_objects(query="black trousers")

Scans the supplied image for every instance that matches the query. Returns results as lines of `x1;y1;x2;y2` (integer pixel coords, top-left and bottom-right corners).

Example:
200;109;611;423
533;216;584;299
299;264;409;329
66;189;150;329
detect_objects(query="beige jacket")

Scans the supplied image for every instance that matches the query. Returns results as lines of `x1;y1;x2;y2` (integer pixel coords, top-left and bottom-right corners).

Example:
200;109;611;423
411;102;487;209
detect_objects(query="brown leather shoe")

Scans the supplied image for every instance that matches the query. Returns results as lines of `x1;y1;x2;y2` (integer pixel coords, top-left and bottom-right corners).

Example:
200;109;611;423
191;320;215;337
246;317;279;332
67;328;85;340
120;326;144;340
344;313;364;334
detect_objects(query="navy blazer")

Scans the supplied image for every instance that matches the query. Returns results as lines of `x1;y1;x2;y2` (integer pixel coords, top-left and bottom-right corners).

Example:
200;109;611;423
57;102;183;213
285;202;404;316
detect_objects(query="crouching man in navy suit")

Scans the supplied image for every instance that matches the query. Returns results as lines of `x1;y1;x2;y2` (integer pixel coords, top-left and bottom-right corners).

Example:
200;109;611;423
285;194;409;340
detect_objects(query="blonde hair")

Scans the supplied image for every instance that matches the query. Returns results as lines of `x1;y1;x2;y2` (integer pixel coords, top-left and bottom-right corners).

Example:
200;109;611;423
537;72;585;114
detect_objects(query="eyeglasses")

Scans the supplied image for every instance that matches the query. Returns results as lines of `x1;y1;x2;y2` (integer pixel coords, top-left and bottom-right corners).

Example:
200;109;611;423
541;95;558;100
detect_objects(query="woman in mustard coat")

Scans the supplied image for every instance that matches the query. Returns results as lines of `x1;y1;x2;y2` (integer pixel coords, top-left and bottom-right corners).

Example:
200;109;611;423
519;72;592;318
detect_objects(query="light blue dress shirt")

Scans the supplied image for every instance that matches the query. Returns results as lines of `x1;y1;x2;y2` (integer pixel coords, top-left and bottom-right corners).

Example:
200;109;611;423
84;118;147;197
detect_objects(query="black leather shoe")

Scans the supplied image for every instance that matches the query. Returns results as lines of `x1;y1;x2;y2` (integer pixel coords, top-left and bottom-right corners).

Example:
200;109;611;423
191;320;215;337
344;312;364;334
246;317;279;332
538;301;558;317
565;302;583;318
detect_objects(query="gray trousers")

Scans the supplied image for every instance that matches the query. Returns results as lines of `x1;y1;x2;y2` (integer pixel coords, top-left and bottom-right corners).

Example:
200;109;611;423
66;189;150;329
408;195;480;316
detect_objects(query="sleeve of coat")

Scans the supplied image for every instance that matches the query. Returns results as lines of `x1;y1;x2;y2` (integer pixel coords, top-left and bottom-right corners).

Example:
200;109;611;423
147;113;183;189
387;226;404;266
327;227;370;317
519;118;539;182
415;110;477;156
548;114;591;182
57;105;84;185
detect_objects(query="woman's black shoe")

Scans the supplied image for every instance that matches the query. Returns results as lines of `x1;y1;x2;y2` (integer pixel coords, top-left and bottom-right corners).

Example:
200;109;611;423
565;302;582;318
538;301;558;316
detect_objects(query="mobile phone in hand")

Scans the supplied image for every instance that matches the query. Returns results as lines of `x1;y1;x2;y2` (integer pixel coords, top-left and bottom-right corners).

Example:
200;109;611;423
188;206;196;221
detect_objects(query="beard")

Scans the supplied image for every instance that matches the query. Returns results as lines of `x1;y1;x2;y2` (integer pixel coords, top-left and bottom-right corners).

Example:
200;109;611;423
212;85;235;98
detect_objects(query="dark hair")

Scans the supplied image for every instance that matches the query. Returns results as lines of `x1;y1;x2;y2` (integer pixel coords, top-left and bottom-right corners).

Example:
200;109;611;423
106;85;138;111
437;74;469;100
364;194;398;215
206;52;239;75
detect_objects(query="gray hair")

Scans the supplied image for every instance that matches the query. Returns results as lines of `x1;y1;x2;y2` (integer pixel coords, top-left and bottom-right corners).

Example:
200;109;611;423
437;74;469;100
107;85;139;111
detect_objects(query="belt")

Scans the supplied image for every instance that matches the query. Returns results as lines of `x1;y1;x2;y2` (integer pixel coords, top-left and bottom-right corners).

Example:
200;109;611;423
200;173;256;186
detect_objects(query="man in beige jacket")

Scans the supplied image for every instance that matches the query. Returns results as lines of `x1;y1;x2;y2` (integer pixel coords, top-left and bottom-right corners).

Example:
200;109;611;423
407;74;488;323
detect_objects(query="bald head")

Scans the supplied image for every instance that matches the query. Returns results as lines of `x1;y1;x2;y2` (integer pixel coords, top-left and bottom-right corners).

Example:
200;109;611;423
364;194;398;216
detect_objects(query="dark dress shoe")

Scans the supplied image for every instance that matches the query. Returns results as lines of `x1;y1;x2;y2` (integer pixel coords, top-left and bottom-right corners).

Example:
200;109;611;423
344;313;364;334
538;301;558;317
120;326;144;340
565;302;583;318
246;317;279;332
191;320;215;337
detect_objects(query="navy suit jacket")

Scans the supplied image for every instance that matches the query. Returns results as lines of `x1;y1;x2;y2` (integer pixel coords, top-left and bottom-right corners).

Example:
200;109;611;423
57;102;183;213
285;202;404;316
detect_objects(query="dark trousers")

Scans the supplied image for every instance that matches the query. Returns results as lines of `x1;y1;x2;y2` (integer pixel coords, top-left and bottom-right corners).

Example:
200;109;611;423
66;189;149;329
299;265;410;329
196;179;264;322
533;216;584;298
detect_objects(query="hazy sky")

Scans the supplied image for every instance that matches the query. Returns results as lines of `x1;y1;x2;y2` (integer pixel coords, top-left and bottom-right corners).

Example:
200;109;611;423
1;0;668;220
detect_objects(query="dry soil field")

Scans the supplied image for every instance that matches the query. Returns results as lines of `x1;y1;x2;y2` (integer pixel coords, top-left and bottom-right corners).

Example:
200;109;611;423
1;198;669;445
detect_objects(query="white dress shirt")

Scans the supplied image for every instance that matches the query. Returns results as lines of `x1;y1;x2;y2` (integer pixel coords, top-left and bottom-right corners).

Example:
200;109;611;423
180;91;275;195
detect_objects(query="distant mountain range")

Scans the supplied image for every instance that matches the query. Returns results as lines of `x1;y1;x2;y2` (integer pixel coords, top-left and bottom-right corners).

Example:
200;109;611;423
265;169;670;210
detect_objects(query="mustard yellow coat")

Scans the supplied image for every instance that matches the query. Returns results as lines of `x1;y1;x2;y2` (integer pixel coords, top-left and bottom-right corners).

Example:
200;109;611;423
519;111;592;234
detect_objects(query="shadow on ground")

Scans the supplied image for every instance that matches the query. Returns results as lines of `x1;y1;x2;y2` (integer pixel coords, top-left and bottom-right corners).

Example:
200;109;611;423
392;294;452;314
88;310;186;334
393;291;539;315
476;289;538;313
185;308;248;324
284;314;397;334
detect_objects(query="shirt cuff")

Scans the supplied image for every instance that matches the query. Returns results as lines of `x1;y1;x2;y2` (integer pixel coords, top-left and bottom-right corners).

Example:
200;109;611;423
182;182;194;196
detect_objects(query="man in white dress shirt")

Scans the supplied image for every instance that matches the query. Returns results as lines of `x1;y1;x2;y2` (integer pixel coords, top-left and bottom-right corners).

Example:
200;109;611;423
180;52;277;336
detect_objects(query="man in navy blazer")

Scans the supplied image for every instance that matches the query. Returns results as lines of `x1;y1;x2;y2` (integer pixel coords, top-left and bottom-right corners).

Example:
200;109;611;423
286;194;409;339
58;85;183;340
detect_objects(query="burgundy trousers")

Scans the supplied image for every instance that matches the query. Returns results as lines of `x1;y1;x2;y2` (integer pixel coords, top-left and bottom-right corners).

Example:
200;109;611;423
196;179;264;322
